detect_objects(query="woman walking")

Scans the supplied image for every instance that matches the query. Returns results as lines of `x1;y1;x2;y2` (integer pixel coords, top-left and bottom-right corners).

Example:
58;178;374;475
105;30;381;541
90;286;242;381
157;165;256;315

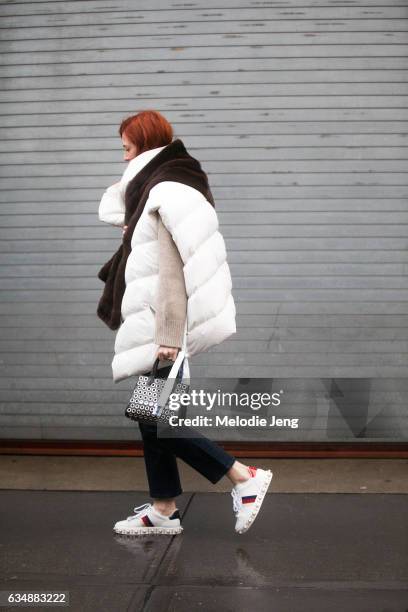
97;110;272;536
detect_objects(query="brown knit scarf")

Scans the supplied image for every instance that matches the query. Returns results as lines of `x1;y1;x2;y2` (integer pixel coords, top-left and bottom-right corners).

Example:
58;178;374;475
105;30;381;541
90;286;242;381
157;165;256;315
97;138;215;330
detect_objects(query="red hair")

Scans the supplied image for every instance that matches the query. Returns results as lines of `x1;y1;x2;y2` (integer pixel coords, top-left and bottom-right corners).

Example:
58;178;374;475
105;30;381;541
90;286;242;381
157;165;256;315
119;110;173;154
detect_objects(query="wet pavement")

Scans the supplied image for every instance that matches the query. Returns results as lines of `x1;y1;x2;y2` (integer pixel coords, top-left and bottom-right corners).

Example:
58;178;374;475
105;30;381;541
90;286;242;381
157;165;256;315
0;490;407;612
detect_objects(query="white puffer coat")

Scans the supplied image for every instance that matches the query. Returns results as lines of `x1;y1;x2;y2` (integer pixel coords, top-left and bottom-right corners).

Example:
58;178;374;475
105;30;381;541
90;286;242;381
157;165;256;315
98;145;236;383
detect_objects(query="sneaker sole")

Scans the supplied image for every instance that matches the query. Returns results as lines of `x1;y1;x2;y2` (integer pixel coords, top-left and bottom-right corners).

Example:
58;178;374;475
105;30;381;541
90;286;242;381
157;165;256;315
236;470;273;534
113;526;183;536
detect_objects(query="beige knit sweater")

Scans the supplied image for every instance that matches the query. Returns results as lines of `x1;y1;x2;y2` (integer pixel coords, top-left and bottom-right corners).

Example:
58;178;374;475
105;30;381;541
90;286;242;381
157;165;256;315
154;215;187;349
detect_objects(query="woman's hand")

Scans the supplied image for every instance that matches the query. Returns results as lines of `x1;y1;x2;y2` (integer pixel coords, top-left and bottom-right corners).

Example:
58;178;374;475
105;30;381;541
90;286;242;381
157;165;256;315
157;345;180;361
122;224;128;236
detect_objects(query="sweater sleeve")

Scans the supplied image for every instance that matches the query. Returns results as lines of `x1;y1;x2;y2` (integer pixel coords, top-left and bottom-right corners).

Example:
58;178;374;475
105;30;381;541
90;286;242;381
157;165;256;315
154;214;187;348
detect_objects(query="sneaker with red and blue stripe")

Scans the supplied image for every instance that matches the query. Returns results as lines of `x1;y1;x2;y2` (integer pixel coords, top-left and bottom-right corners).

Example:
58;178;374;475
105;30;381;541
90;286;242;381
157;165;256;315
113;503;183;536
231;466;273;534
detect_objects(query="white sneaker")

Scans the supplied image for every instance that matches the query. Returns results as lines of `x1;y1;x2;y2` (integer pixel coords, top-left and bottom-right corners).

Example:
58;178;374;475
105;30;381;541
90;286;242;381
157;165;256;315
231;466;273;534
113;503;183;536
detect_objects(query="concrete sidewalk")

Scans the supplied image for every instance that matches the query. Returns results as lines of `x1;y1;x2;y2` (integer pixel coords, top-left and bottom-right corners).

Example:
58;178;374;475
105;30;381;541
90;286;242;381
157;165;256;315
1;456;408;493
1;457;408;611
0;488;407;612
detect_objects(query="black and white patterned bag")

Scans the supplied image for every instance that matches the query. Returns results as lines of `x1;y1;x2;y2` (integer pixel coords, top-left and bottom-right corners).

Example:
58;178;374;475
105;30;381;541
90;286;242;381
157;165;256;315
125;322;190;425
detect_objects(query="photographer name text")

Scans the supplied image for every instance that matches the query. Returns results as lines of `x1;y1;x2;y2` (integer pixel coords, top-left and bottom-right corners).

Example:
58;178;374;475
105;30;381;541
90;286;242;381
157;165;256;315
169;415;299;429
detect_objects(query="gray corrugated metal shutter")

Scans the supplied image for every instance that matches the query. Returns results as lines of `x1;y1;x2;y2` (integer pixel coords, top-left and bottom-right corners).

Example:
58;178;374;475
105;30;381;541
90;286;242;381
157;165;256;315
0;1;407;441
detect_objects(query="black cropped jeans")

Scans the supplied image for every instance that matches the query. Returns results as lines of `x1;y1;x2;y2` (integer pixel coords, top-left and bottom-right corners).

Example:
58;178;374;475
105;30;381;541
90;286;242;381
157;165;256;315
138;363;235;499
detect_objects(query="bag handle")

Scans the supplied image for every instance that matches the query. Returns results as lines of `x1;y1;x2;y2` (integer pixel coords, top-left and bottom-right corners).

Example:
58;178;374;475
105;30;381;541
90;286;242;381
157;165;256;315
148;354;185;383
147;352;185;386
147;318;188;385
151;320;189;417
